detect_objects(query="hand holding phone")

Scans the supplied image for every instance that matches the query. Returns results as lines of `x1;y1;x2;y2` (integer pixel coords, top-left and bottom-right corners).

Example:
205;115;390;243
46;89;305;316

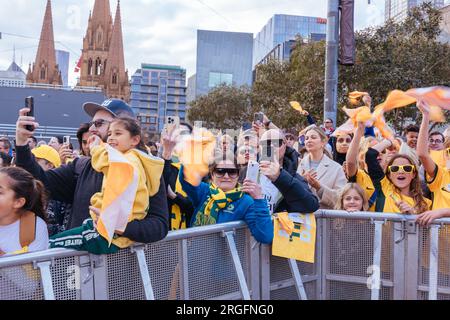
245;160;260;183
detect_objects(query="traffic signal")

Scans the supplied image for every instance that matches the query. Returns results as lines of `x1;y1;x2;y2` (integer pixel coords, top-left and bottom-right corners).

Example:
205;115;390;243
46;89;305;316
339;0;355;66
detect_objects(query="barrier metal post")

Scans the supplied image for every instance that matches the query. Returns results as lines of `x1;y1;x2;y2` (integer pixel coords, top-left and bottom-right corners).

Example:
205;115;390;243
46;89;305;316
429;225;440;300
371;220;384;300
288;258;308;300
180;239;190;300
393;222;406;299
131;246;155;300
405;220;419;300
249;232;261;300
260;244;271;299
34;261;55;300
223;231;251;300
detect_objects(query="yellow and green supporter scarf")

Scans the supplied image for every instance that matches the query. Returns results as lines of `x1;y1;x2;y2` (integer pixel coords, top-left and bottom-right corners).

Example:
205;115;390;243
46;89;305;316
170;162;188;230
193;184;243;227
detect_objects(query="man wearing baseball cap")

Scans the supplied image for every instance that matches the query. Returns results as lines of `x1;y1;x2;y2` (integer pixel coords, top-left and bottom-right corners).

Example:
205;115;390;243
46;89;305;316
14;98;169;244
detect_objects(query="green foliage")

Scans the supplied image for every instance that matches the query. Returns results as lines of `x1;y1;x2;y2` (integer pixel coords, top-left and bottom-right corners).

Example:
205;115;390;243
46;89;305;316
187;84;252;130
187;3;450;133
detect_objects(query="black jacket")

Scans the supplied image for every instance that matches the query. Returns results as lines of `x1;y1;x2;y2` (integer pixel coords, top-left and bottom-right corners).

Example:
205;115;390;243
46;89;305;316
15;145;169;244
272;147;320;213
162;159;194;230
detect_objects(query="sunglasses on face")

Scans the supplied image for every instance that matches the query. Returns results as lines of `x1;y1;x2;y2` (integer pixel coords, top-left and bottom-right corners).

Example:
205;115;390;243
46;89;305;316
260;139;284;149
213;168;239;178
388;165;415;174
337;137;352;144
88;119;110;129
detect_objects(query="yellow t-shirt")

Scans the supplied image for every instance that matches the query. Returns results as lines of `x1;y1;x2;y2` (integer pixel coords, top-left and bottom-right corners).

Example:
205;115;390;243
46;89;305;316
378;177;431;214
355;169;376;211
426;166;450;210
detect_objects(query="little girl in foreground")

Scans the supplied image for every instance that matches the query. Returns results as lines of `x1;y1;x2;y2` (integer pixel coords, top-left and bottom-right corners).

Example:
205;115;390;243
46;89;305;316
335;183;369;212
0;167;48;257
49;117;164;254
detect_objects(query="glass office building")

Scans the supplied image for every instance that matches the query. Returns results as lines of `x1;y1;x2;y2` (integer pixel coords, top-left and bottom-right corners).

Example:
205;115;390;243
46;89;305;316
55;50;70;87
253;14;327;68
195;30;253;98
130;64;187;133
385;0;445;22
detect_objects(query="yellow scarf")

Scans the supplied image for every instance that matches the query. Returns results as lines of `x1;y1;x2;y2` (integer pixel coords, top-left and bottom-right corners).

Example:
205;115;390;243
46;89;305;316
170;162;189;230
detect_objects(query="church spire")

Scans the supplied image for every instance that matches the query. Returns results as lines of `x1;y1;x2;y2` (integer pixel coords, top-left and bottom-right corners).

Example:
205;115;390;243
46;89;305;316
26;0;62;85
104;0;129;101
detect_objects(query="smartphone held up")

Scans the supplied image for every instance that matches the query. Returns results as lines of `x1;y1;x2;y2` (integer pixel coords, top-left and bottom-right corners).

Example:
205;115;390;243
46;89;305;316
25;96;35;132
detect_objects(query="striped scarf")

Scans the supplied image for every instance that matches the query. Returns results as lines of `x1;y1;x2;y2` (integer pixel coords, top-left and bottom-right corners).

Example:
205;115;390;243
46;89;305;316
193;184;243;227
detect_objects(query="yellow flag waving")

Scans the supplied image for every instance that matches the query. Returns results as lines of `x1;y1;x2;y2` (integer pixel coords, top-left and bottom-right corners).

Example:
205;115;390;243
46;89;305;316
272;212;316;263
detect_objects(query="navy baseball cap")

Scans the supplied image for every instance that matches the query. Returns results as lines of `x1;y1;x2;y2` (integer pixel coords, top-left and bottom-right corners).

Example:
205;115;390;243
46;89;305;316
83;99;135;119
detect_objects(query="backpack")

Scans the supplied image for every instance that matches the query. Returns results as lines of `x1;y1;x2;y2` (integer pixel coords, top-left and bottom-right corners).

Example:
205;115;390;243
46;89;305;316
0;211;36;256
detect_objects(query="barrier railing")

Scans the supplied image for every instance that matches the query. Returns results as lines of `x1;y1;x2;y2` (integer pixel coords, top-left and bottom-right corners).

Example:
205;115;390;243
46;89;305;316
2;210;450;300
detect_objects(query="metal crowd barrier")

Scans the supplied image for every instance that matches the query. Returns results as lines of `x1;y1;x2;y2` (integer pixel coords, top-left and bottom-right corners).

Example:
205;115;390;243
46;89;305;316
1;210;450;300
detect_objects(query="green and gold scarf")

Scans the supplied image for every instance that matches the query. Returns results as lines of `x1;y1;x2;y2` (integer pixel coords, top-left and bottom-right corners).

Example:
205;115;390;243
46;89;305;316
193;184;243;227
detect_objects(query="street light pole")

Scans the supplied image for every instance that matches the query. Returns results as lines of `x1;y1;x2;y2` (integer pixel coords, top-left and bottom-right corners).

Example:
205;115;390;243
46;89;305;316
323;0;340;125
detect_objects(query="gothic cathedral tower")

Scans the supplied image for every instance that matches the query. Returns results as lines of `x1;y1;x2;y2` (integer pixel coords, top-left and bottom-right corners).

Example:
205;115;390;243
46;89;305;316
26;0;62;85
78;0;130;101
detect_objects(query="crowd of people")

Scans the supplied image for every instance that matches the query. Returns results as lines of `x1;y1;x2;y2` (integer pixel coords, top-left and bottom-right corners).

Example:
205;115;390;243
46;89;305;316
0;93;449;259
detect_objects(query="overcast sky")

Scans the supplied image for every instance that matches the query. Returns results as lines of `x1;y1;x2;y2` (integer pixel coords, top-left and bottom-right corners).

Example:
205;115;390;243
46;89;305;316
0;0;389;86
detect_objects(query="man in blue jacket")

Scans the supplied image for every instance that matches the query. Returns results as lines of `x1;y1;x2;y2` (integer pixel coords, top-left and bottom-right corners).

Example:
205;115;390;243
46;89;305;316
259;129;319;214
15;99;169;244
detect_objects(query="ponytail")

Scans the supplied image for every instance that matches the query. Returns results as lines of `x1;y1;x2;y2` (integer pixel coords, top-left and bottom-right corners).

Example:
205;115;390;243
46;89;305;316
29;179;48;222
0;167;48;221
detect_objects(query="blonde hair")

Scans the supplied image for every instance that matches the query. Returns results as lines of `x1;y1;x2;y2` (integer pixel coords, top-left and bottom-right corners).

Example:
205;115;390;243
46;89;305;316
335;183;369;211
305;126;328;143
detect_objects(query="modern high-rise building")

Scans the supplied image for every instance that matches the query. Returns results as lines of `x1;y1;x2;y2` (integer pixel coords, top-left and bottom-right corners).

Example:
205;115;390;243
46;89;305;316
55;50;70;87
186;74;196;103
440;4;450;43
130;64;187;133
253;14;327;68
385;0;446;23
194;30;253;98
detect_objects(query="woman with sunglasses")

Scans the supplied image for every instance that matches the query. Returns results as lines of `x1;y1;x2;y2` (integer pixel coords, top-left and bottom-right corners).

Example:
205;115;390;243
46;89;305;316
330;132;353;165
365;133;430;214
179;151;273;244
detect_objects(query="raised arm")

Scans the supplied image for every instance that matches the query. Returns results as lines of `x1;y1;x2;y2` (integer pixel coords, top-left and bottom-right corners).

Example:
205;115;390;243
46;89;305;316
416;101;437;178
346;122;365;178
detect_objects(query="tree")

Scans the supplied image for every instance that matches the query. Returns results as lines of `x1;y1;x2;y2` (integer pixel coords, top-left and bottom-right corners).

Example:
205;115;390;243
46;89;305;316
339;3;450;132
187;84;252;130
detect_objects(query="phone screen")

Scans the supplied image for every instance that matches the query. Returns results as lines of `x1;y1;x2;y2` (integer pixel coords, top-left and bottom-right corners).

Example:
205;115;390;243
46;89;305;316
260;144;274;162
254;113;264;124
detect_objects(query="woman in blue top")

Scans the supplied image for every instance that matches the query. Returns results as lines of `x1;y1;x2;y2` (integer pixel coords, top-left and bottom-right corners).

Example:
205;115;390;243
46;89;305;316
179;152;273;244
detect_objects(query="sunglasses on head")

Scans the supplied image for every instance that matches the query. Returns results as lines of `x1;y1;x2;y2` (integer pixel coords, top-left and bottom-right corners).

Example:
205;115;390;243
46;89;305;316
260;139;284;149
388;165;415;174
337;137;352;144
213;168;239;178
88;119;110;129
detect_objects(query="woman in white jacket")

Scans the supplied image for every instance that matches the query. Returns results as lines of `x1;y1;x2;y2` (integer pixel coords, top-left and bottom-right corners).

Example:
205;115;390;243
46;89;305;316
298;126;347;209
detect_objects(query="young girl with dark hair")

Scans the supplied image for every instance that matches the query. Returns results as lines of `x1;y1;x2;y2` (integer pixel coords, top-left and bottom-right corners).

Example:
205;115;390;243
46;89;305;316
0;167;49;256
